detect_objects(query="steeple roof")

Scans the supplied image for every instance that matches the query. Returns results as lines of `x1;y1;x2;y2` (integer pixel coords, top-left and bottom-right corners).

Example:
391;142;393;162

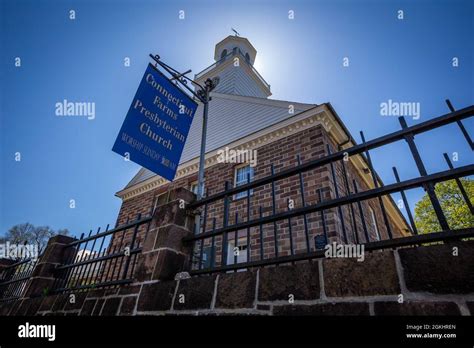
214;35;257;63
194;35;271;98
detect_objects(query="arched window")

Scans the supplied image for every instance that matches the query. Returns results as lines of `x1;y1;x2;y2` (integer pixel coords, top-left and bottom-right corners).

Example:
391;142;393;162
220;49;228;60
245;53;250;63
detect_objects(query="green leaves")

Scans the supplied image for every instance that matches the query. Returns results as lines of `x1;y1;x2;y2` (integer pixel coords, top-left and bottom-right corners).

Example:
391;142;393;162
414;178;474;233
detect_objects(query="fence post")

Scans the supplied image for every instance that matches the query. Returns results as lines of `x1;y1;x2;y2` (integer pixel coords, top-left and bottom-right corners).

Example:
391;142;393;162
134;187;196;282
23;235;76;298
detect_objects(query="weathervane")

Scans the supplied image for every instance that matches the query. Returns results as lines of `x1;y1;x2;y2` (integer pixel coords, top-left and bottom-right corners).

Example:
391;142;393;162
231;28;240;36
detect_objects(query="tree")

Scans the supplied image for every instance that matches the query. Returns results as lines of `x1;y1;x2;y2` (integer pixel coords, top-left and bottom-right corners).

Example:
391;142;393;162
414;178;474;234
1;223;70;252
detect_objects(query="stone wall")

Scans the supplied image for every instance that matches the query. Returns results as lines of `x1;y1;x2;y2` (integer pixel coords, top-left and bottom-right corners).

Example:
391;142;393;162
1;240;472;316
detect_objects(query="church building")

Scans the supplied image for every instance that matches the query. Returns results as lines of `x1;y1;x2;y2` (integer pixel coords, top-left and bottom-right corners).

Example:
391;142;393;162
113;35;410;269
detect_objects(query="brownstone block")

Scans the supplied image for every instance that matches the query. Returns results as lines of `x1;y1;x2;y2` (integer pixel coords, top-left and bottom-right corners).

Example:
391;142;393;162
174;275;216;310
215;272;256;309
92;299;105;316
51;293;68;312
399;241;474;294
86;288;106;298
79;299;97;316
23;277;55;298
119;285;142;295
259;262;319;301
323;250;400;297
100;297;121;316
23;297;44;315
136;247;187;281
63;292;87;311
152;249;187;281
137;281;176;311
39;236;75;265
30;262;55;277
104;288;119;296
134;251;159;282
141;227;158;252
119;296;137;315
151;202;189;229
38;294;59;312
154;225;194;253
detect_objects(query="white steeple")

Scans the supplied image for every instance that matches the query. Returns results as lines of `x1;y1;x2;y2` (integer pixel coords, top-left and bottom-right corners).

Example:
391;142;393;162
194;35;271;98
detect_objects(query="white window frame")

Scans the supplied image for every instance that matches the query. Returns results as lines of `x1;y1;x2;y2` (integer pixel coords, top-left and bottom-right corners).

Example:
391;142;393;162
190;180;206;234
233;164;254;200
190;180;205;196
227;236;248;265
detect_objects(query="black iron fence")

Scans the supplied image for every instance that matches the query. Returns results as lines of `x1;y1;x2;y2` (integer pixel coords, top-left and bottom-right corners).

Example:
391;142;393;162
0;251;41;302
0;102;472;299
185;102;474;275
51;212;153;293
0;212;154;301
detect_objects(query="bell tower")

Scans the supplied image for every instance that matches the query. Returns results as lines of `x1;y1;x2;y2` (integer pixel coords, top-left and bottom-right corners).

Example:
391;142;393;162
194;35;271;98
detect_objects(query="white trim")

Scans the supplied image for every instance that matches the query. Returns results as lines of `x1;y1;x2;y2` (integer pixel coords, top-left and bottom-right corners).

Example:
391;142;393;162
210;91;315;110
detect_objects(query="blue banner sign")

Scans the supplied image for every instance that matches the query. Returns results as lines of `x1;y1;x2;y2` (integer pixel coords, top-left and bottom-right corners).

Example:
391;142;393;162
112;63;198;181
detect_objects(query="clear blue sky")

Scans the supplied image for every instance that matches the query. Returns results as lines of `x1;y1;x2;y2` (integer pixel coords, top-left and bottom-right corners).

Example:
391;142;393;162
1;0;473;238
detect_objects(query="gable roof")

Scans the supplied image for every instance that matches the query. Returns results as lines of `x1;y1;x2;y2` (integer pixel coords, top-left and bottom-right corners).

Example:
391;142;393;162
123;92;317;189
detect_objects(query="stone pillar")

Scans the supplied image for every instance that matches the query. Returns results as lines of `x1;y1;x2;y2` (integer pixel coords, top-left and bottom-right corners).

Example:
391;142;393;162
23;235;76;298
135;187;196;282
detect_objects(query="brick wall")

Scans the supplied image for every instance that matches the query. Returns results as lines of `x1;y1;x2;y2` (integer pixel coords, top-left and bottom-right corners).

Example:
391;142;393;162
1;240;473;316
325;134;407;243
113;124;407;270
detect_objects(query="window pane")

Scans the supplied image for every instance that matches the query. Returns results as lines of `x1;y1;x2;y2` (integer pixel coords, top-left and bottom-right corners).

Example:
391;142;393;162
234;166;254;199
